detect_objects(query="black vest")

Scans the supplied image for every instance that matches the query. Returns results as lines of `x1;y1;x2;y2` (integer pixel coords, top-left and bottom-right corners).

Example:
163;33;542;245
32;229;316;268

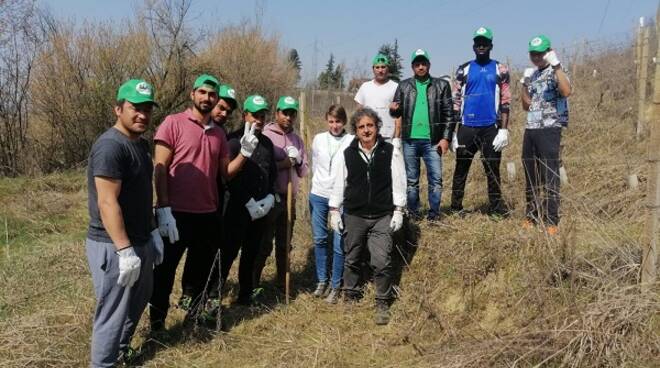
343;137;394;218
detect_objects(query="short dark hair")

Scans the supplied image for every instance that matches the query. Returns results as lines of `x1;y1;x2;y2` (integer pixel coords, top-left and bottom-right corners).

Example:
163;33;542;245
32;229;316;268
349;107;381;134
325;104;347;123
221;97;237;111
115;99;126;108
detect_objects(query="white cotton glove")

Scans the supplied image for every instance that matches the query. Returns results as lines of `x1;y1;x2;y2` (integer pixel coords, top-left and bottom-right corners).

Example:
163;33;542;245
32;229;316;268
520;68;535;85
156;207;179;242
245;197;264;221
116;246;141;287
256;194;275;216
543;50;561;67
285;146;302;165
492;129;509;152
391;138;402;159
450;132;460;153
390;210;404;232
329;210;343;232
150;229;164;266
240;122;259;158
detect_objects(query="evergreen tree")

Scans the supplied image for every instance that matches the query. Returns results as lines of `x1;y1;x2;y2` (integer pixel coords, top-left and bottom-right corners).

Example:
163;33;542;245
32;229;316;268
377;39;403;81
318;54;344;89
288;48;302;82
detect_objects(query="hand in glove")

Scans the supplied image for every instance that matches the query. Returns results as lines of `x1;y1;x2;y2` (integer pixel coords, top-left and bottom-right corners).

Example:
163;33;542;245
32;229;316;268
520;68;535;85
390;210;404;232
151;229;164;266
156;207;179;242
492;129;509;152
240;122;259;158
391;138;402;159
245;197;265;221
285;146;302;165
256;194;275;216
117;246;141;287
543;50;561;67
329;210;343;233
450;132;460;153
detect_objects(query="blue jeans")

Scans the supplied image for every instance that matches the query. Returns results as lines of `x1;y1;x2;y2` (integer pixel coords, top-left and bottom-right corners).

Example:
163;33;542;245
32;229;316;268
309;193;344;289
403;139;443;219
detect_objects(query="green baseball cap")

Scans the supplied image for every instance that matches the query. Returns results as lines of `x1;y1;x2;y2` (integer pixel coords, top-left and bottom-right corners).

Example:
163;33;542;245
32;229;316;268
218;84;237;105
116;79;157;105
372;53;390;66
193;74;220;92
243;95;269;113
276;96;299;111
473;26;493;41
528;35;551;52
411;48;430;62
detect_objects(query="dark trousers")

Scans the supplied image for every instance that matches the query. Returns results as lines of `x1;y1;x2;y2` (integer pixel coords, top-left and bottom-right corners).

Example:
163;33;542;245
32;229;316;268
450;124;503;212
150;212;219;328
343;213;394;302
522;128;562;225
254;196;295;287
221;198;268;300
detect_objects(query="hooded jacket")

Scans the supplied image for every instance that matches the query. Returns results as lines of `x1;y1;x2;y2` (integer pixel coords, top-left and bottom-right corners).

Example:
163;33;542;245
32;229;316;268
262;122;309;196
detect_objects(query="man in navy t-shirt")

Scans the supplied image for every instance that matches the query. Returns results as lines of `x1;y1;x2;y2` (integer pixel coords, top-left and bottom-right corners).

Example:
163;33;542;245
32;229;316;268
450;26;511;217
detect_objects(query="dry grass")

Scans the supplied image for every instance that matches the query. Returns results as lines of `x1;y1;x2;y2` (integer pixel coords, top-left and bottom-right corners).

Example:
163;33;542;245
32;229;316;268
0;44;658;367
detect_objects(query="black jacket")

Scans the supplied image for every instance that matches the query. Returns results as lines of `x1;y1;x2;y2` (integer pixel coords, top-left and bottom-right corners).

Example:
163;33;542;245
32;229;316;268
343;136;394;218
391;76;455;144
226;129;277;206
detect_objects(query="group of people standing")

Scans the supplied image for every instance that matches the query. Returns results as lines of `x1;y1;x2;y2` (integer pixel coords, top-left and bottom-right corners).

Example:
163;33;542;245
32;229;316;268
85;26;571;367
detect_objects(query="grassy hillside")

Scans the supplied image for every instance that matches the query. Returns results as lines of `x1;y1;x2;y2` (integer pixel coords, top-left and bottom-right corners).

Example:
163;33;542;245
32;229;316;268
0;45;658;367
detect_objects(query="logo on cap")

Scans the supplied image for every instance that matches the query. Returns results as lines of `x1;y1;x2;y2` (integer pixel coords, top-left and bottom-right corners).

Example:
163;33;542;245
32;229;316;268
415;49;425;56
530;37;543;47
136;82;152;95
228;89;236;98
476;27;487;35
284;96;295;104
253;96;265;105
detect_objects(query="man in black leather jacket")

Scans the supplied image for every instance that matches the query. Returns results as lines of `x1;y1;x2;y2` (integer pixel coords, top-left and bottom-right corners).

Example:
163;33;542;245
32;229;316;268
390;49;455;221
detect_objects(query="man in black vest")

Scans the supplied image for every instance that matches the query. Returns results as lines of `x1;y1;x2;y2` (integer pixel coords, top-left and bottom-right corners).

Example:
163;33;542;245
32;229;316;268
329;108;406;325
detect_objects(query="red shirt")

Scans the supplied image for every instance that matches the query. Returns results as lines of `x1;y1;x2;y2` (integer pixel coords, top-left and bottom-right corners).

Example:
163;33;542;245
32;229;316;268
155;109;229;213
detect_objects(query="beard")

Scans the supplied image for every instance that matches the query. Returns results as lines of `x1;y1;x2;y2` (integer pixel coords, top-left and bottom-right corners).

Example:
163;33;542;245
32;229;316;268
194;100;213;114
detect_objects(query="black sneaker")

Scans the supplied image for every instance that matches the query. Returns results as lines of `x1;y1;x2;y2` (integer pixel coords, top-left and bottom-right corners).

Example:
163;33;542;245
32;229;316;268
116;346;141;366
374;302;391;325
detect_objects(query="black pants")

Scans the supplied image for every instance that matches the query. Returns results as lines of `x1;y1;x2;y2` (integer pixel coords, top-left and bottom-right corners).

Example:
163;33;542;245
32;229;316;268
254;196;295;287
221;197;268;300
150;212;220;328
522;128;562;225
343;213;393;302
450;124;503;212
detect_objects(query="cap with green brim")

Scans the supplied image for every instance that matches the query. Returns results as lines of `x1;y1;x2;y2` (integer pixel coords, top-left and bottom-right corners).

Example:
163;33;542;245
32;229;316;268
116;79;158;106
218;84;237;105
411;48;430;62
528;35;551;52
276;96;299;111
243;95;269;113
473;26;493;41
372;53;390;66
193;74;220;92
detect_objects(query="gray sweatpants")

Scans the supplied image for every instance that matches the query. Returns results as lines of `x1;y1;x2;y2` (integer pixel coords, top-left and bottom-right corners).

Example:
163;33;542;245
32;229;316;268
86;238;154;368
342;213;393;302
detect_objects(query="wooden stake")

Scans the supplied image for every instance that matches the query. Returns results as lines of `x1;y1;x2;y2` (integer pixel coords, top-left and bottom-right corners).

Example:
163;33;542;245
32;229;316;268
641;5;660;291
637;23;651;138
285;167;294;304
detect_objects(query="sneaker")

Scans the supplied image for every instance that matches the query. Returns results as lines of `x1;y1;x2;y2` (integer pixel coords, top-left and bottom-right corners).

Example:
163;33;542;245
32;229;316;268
374;302;391;325
116;346;141;366
177;295;193;311
312;282;328;298
546;225;559;236
199;298;221;323
324;288;340;304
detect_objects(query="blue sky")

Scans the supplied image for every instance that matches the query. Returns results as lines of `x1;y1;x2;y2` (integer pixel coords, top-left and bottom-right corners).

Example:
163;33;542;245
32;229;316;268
39;0;657;81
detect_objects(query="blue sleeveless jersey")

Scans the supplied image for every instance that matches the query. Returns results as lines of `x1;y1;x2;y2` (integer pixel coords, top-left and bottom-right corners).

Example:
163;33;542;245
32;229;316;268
462;60;498;127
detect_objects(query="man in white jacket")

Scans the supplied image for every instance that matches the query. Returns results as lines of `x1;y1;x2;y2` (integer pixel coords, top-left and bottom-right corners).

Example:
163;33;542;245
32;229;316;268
329;107;406;325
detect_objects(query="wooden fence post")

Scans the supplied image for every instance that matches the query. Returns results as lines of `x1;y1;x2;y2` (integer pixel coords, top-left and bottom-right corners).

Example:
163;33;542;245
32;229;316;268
637;20;651;139
641;6;660;291
298;91;311;219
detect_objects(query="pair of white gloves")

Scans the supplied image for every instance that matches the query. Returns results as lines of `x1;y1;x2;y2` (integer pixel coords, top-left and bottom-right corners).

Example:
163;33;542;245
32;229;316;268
245;194;276;221
450;129;509;153
116;228;165;288
329;209;404;233
520;50;562;85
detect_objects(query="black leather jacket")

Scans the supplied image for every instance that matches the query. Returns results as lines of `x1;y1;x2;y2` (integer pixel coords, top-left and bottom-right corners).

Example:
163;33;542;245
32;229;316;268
391;76;455;144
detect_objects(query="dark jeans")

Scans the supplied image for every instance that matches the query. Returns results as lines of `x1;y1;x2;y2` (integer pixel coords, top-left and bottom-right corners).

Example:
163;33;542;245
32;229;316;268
343;213;394;302
522;128;562;225
253;196;295;287
403;139;443;219
150;212;219;328
450;124;503;212
221;197;269;300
